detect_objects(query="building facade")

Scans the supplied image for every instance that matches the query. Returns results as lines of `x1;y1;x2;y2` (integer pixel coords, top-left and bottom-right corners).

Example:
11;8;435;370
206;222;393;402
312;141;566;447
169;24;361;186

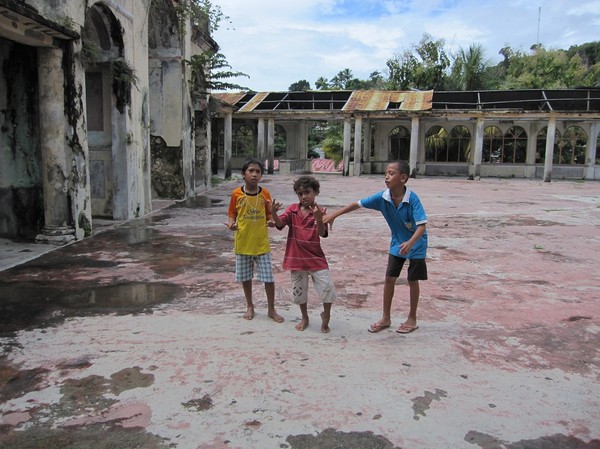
0;0;216;243
212;89;600;181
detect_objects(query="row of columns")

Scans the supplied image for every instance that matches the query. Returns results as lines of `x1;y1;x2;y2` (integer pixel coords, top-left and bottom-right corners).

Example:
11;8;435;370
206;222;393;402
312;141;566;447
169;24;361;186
343;115;597;182
218;113;598;182
222;113;276;178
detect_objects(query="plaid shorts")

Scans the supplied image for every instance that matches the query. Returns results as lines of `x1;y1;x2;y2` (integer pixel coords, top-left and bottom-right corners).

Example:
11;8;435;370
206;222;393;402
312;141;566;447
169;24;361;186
235;253;275;283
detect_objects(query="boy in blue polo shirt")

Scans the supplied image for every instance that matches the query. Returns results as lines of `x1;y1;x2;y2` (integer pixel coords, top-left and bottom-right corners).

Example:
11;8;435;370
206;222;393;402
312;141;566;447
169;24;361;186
323;161;428;334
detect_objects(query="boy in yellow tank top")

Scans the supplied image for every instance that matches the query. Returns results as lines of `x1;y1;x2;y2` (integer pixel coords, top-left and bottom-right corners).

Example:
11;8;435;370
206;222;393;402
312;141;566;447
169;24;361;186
226;158;284;323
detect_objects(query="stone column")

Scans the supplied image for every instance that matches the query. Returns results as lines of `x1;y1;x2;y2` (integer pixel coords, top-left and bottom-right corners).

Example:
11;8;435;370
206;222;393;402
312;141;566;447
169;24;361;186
36;46;75;245
543;116;557;182
353;116;362;176
363;120;371;161
409;117;420;177
471;117;485;180
343;118;352;176
585;122;598;180
224;112;232;179
257;117;265;162
267;118;275;174
525;122;538;178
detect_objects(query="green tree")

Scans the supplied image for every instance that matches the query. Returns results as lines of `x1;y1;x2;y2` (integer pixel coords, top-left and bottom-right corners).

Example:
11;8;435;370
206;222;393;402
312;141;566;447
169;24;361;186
186;51;249;94
385;33;450;90
321;122;344;162
330;68;356;89
289;80;311;91
181;0;249;94
449;43;489;90
500;46;588;89
315;77;330;90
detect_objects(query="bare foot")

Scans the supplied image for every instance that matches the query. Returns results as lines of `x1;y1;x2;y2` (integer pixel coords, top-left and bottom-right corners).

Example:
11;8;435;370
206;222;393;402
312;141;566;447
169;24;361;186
320;312;330;333
268;310;285;323
295;318;309;331
243;306;254;320
367;320;391;333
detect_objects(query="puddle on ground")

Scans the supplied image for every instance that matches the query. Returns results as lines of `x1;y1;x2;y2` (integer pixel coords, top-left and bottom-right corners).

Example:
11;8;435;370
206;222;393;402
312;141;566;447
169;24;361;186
0;281;181;333
169;195;222;209
287;428;399;449
0;365;50;402
465;430;600;449
0;425;171;449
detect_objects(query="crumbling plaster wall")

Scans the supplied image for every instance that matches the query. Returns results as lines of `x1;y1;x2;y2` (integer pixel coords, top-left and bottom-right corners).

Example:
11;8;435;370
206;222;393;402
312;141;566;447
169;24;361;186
0;39;43;238
31;0;152;222
148;1;196;200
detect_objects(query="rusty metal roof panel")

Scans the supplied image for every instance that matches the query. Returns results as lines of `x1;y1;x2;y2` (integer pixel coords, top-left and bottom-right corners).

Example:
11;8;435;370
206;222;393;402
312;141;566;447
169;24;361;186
212;92;247;106
238;92;270;112
343;90;432;112
398;90;433;110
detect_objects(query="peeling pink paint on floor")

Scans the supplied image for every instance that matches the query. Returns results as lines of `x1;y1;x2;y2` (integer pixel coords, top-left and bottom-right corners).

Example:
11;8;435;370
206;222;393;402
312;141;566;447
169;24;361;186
1;175;599;449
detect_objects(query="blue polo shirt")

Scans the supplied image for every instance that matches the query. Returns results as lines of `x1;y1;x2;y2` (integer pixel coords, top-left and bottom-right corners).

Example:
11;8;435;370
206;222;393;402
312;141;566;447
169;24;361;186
359;187;428;259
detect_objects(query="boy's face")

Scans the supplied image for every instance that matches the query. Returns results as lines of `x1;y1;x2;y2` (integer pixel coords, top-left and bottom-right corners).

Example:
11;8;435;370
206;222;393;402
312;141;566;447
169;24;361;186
243;163;263;187
295;186;318;208
384;164;408;189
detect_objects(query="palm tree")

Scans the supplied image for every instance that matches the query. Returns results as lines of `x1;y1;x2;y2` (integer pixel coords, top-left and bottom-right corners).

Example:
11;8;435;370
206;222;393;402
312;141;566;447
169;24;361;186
453;44;488;90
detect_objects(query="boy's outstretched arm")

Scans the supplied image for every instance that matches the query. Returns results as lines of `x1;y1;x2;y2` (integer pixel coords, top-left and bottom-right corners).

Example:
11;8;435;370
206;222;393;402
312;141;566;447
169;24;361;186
323;202;360;228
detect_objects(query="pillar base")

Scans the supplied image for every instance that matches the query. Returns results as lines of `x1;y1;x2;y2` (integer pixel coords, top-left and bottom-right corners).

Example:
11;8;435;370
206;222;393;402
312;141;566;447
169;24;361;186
35;226;76;245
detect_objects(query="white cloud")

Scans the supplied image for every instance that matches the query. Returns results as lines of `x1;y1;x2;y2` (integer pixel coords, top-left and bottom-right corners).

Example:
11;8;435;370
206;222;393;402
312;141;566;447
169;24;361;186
211;0;600;92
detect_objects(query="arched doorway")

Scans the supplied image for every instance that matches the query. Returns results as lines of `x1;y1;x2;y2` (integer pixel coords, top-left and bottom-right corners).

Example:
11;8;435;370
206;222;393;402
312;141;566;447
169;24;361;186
83;2;125;218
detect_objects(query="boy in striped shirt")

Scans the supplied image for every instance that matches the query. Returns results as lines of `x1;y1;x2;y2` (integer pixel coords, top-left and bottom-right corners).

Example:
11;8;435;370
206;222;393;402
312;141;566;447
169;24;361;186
271;176;336;333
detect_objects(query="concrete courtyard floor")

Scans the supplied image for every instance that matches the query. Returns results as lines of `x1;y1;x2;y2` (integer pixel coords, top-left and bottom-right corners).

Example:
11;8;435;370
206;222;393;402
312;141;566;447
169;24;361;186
0;173;599;449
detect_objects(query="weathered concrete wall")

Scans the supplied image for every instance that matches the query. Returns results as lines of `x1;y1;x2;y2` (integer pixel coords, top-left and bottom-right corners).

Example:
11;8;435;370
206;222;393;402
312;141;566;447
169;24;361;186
1;0;213;240
0;38;44;239
148;0;196;200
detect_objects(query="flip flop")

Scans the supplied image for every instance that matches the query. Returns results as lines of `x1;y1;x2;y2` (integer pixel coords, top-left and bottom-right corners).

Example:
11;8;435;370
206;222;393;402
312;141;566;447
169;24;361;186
396;325;419;334
368;323;390;333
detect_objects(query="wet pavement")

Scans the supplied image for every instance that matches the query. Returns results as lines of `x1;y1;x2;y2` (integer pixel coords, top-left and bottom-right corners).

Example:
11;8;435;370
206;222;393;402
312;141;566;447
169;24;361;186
0;173;599;449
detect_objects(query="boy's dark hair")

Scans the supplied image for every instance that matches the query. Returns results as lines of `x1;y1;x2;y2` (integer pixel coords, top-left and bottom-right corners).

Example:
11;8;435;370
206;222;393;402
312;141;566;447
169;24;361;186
241;158;264;174
294;175;320;194
388;160;410;176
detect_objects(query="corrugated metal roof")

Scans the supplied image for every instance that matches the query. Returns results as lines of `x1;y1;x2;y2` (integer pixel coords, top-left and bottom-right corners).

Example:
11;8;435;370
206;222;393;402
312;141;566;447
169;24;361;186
213;89;600;114
238;92;270;112
213;92;247;106
343;90;433;111
213;90;433;112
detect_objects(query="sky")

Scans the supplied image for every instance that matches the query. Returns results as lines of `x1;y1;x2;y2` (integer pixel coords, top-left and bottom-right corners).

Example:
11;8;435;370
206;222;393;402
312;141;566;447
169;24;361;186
211;0;600;92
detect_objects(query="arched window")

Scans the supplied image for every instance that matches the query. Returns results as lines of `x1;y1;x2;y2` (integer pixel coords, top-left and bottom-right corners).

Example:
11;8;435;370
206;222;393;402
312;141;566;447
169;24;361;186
425;126;448;162
503;126;527;163
389;126;410;161
536;127;561;163
448;125;471;162
483;126;503;163
233;125;254;158
556;126;587;165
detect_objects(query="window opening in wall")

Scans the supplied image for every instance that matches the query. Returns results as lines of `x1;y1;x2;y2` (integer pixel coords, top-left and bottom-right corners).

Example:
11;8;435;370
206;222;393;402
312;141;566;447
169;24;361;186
275;125;286;157
556;126;587;165
483;126;503;163
502;126;527;163
448;125;471;162
536;127;561;163
233;125;254;158
389;125;410;161
425;125;448;162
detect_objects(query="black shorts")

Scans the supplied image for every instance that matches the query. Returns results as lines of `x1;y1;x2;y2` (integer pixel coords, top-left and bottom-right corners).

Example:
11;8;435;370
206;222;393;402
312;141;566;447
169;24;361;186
386;254;428;281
